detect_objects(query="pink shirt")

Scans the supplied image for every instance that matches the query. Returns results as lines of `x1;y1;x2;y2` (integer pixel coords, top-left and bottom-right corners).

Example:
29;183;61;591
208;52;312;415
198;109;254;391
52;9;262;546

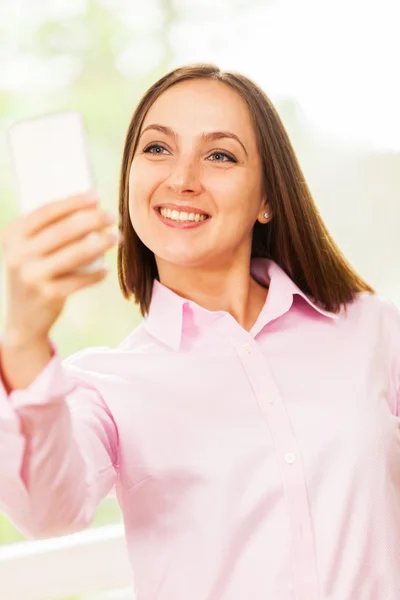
1;258;400;600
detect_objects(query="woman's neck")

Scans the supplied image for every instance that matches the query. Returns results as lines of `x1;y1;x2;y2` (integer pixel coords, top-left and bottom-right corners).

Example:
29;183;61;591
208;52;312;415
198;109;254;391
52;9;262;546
157;262;269;332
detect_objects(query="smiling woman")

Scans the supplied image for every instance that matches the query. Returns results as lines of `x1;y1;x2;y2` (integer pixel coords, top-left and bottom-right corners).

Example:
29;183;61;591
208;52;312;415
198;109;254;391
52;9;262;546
117;63;374;322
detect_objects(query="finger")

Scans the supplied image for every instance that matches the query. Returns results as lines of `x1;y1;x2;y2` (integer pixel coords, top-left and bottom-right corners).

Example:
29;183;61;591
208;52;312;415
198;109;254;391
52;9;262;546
35;230;118;278
30;207;116;257
21;192;99;238
49;266;110;298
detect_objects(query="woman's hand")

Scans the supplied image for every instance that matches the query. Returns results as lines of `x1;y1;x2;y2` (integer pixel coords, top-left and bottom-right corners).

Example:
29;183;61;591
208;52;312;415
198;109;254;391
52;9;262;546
1;192;118;346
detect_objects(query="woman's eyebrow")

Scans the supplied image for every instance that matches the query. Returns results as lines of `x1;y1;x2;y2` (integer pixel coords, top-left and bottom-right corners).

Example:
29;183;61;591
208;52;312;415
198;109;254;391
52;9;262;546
140;123;248;157
203;131;248;157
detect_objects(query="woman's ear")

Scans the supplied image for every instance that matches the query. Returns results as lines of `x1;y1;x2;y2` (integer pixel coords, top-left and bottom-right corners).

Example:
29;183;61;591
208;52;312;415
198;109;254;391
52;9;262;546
257;201;272;224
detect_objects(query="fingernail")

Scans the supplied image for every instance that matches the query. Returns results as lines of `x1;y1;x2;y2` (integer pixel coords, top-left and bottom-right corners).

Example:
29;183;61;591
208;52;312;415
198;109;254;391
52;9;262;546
109;229;122;243
84;191;99;203
104;212;116;224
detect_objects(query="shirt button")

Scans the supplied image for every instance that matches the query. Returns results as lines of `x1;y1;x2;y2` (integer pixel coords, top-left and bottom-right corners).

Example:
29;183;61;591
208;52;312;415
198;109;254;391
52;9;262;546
243;343;251;354
284;452;296;464
266;396;275;404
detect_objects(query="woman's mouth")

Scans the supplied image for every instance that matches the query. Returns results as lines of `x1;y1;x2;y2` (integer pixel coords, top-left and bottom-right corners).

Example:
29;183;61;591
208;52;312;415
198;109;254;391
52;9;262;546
154;206;211;229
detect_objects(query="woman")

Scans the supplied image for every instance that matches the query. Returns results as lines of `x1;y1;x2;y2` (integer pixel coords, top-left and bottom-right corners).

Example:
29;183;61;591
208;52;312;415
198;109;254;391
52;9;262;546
1;64;399;600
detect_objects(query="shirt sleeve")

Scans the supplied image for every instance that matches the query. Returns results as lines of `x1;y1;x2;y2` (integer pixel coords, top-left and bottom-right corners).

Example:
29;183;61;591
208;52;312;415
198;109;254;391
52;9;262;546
385;299;400;417
395;322;400;419
0;341;118;540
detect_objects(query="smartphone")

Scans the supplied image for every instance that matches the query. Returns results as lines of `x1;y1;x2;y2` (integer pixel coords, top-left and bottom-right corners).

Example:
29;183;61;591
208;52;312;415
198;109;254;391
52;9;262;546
7;110;105;274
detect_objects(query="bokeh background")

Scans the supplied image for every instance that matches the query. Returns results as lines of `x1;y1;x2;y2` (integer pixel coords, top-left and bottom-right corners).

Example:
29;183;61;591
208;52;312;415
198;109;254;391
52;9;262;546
0;0;399;598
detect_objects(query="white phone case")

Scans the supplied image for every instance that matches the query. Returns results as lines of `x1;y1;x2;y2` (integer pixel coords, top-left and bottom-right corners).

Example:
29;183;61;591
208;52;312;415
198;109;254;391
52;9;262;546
7;110;105;274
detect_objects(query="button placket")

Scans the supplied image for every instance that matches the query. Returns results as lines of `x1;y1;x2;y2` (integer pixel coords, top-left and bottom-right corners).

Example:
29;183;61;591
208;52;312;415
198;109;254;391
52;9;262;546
218;320;321;599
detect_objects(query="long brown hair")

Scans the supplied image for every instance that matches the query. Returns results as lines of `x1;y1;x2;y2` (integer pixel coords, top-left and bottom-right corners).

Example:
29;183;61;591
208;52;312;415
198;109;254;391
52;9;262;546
117;63;374;317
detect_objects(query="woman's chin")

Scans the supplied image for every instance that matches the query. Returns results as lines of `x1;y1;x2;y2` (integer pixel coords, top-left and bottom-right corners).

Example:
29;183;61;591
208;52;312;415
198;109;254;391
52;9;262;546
154;250;214;271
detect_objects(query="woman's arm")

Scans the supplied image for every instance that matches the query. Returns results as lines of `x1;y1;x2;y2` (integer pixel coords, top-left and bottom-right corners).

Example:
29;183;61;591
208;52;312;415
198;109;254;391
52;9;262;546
0;340;118;539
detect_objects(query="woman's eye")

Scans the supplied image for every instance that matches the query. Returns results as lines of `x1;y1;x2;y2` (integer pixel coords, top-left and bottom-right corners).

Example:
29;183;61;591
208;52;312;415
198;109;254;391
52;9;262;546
208;151;236;163
144;144;169;155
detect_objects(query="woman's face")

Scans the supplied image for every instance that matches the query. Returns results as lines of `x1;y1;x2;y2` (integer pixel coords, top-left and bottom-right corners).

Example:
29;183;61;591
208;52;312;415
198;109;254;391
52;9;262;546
129;78;268;273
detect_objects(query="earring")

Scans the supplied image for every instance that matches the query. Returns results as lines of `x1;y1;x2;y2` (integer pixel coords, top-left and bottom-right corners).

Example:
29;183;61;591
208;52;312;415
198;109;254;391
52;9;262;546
263;212;269;219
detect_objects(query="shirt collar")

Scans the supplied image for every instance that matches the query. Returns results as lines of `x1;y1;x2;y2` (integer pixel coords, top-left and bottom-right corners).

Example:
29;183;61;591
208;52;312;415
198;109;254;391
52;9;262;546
144;258;340;350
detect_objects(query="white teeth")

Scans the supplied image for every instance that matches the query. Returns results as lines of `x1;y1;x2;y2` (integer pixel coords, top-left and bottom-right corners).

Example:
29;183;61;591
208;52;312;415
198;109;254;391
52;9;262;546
159;208;208;222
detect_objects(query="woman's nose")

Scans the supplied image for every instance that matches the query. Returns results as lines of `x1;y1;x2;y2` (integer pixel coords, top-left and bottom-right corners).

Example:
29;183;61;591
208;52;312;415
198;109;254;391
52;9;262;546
167;161;202;195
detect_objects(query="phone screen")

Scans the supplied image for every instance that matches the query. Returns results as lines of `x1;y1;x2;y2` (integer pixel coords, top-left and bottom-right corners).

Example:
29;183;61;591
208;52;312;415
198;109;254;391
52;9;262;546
7;111;105;273
8;111;94;215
